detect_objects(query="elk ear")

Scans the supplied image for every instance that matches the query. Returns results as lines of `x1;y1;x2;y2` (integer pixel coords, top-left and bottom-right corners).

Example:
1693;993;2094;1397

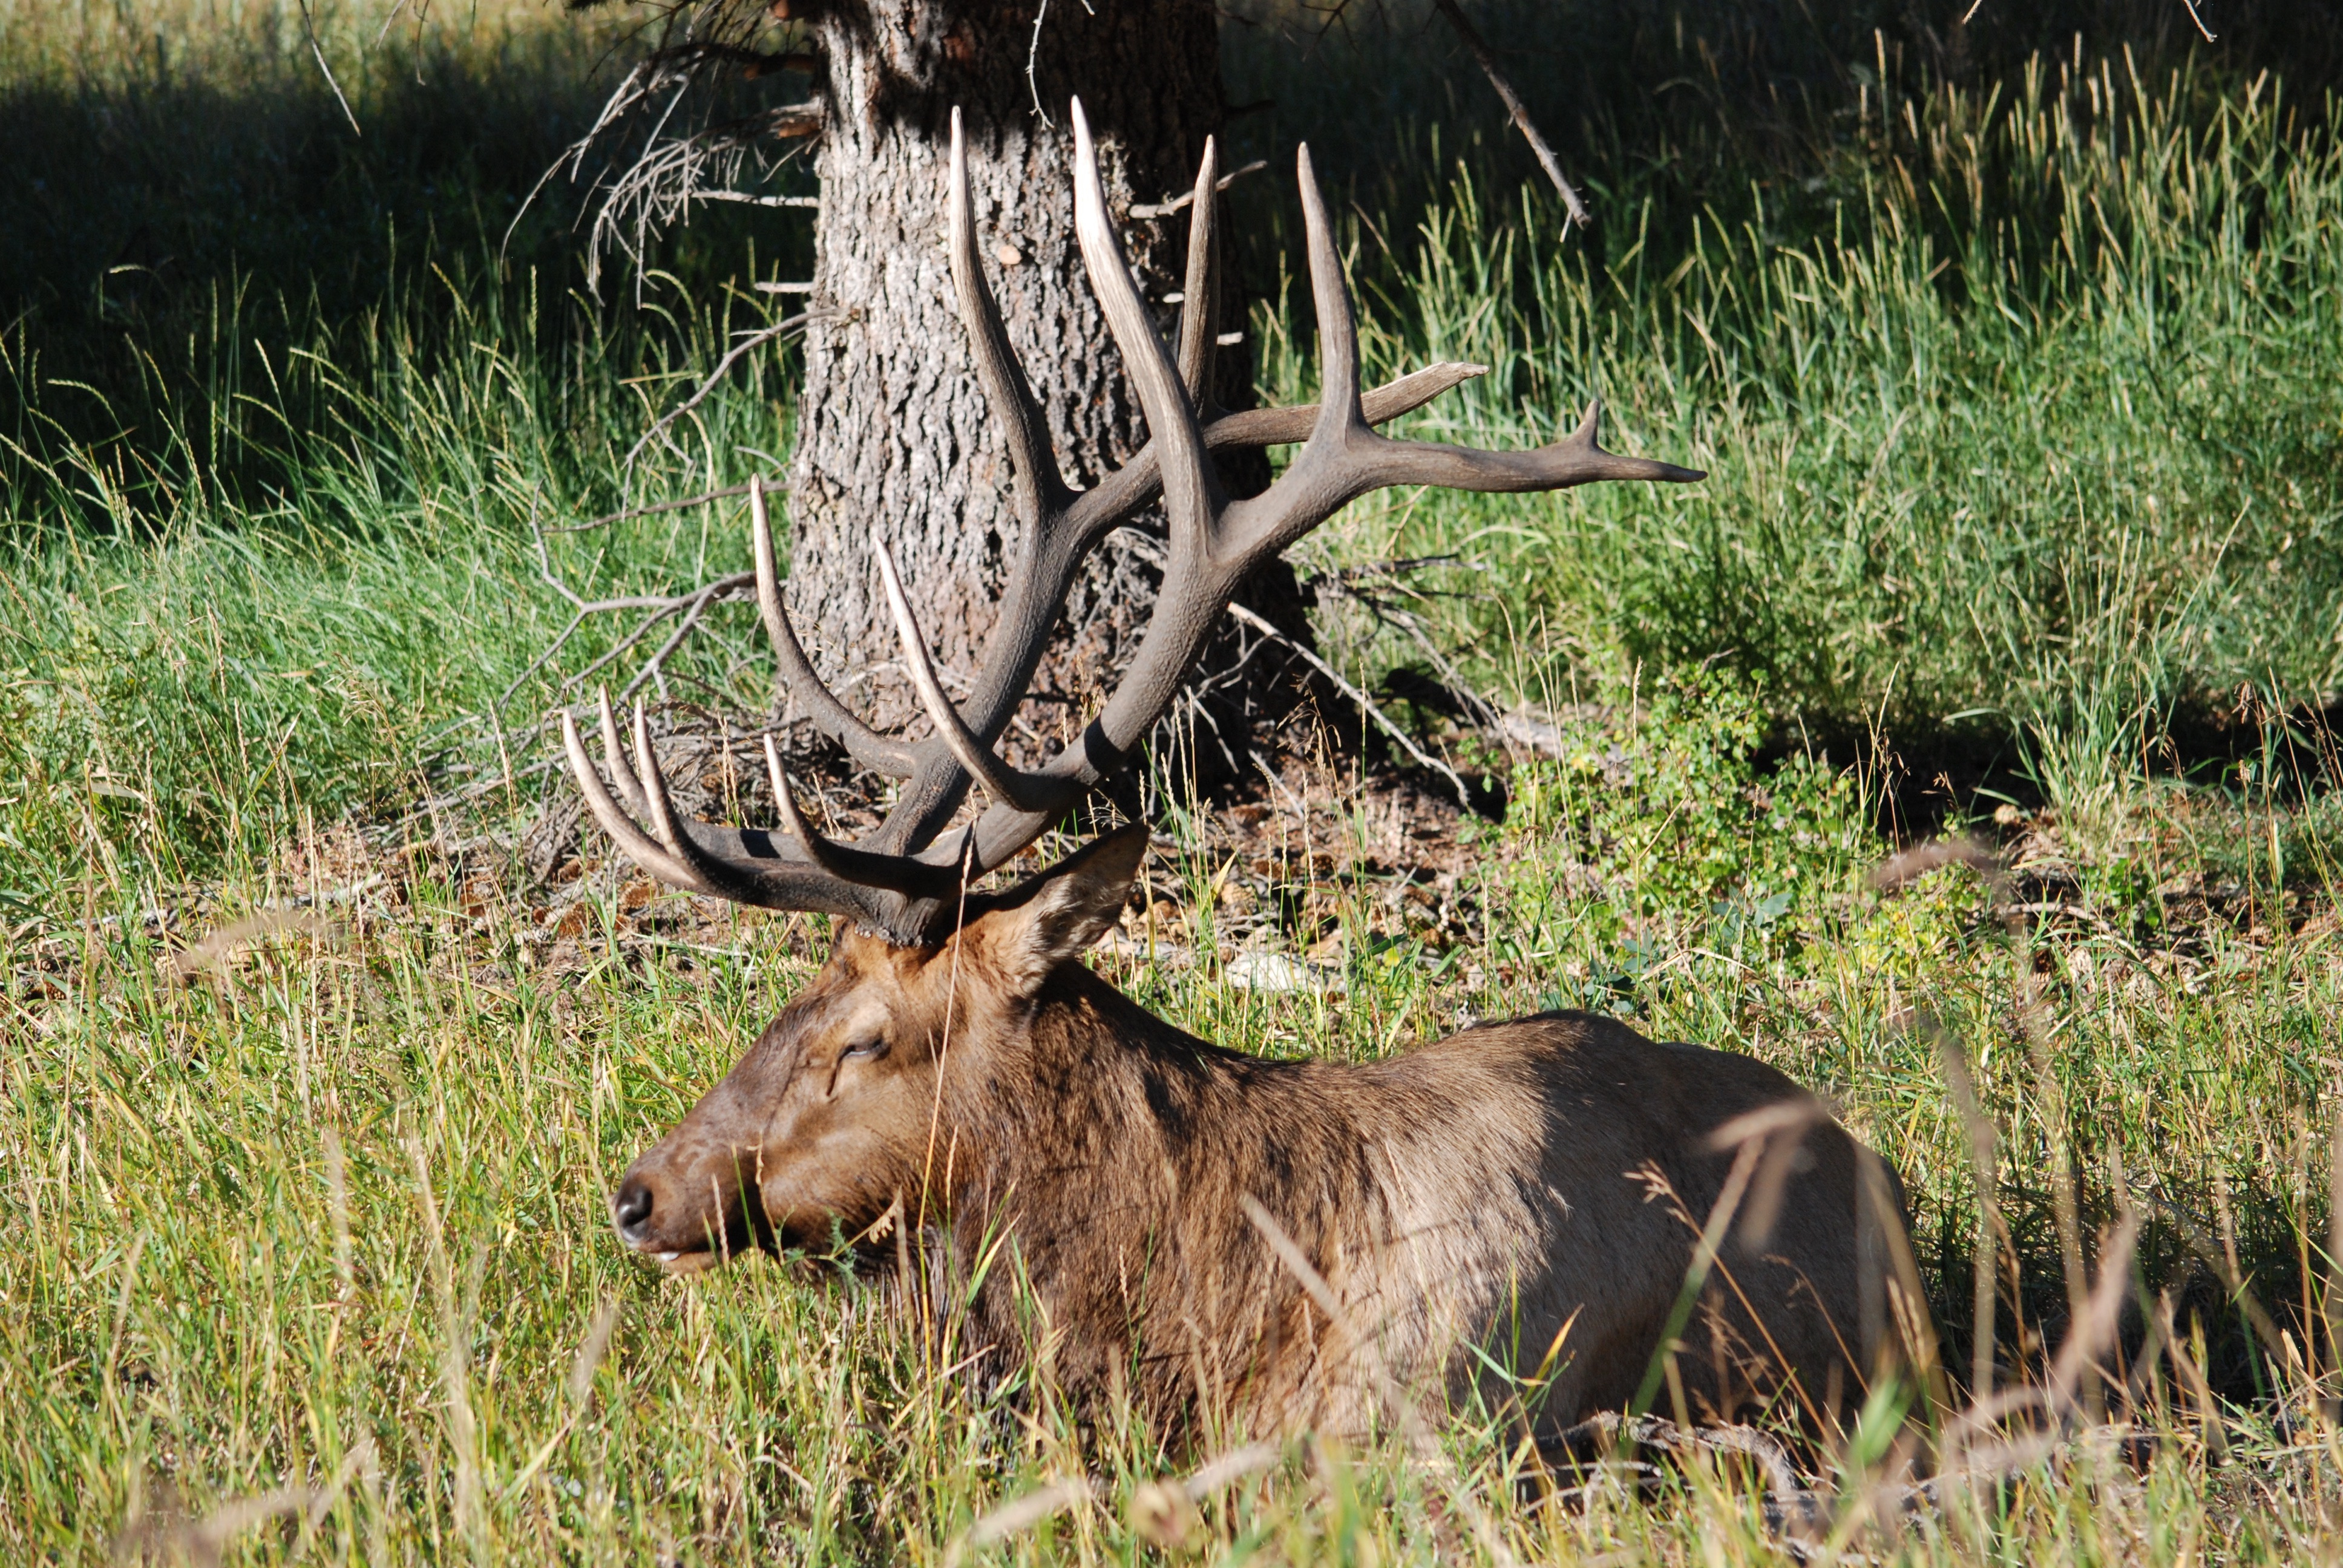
981;823;1150;990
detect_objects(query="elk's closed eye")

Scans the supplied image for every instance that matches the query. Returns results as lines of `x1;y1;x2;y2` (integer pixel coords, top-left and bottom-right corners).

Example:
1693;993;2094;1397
841;1034;886;1061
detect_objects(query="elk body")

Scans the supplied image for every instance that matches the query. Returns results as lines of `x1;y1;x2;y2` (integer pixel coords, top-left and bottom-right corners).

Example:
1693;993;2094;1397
613;828;1898;1436
570;104;1910;1441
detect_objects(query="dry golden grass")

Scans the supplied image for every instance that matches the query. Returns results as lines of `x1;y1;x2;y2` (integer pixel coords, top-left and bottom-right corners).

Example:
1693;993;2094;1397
9;1;2343;1561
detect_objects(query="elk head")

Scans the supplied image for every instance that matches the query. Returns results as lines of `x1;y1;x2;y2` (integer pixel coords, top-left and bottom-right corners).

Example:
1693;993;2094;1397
569;102;1703;1269
608;826;1147;1268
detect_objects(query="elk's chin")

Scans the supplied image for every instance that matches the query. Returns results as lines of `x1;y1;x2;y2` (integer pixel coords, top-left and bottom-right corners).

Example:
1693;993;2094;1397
649;1248;723;1276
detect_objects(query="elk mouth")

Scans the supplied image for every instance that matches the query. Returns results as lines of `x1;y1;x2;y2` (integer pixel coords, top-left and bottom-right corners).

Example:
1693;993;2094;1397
610;1166;776;1271
631;1220;775;1275
649;1248;725;1276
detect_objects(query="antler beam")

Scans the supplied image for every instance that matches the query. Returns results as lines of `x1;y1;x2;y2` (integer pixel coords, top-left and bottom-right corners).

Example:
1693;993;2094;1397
563;100;1704;943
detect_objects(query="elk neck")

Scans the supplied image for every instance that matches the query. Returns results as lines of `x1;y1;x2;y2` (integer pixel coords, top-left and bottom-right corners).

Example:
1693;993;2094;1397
925;956;1470;1428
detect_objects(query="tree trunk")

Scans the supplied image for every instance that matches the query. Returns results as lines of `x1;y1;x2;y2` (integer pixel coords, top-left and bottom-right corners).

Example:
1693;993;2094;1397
786;0;1310;773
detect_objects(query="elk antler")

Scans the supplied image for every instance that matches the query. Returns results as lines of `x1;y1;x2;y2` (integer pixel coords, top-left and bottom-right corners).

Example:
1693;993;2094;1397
564;100;1703;942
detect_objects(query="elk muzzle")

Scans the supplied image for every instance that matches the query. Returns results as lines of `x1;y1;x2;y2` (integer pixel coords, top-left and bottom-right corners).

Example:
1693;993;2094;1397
608;1137;772;1273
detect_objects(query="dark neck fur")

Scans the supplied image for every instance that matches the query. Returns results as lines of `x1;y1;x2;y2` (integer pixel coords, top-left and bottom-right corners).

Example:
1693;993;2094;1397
937;961;1394;1426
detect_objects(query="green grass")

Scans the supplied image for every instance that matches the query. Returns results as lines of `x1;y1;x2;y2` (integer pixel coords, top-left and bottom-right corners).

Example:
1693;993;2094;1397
12;674;2343;1562
11;0;2343;1561
0;237;803;919
1264;52;2343;828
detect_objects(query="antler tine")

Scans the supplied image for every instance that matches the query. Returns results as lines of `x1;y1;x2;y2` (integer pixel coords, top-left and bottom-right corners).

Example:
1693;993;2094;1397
1172;136;1221;410
1211;141;1378;567
1217;148;1706;572
1357;396;1705;494
596;687;652;818
565;706;919;923
872;531;1079;817
1294;142;1367;450
752;479;917;779
561;707;718;893
949;108;1072;528
583;691;955;916
618;702;918;909
627;704;738;900
1057;360;1490;552
1070;99;1219;558
765;735;962;901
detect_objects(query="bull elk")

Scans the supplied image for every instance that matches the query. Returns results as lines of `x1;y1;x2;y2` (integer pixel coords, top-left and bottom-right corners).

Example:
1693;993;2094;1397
566;103;1912;1440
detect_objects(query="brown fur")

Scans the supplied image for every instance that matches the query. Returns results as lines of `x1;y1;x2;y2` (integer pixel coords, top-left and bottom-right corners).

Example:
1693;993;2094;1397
611;828;1907;1440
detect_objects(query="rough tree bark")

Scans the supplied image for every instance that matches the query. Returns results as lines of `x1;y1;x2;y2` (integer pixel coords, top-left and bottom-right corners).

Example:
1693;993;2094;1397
785;0;1310;769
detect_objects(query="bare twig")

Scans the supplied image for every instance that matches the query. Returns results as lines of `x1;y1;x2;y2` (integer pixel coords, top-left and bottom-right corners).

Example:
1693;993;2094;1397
506;495;762;716
549;475;787;536
1226;602;1480;810
1315;557;1506;730
619;572;756;702
694;189;820;208
1112;529;1483;807
513;16;825;296
623;312;811;469
372;0;416;50
1430;0;1590;227
573;572;756;704
298;0;361;137
1129;159;1270;219
1026;0;1052;125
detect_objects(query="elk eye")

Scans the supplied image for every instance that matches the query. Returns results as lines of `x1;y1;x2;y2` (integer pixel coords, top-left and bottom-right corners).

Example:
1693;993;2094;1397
840;1033;887;1062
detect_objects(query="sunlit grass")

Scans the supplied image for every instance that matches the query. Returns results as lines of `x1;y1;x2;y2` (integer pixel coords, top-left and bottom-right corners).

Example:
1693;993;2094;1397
1271;55;2343;814
11;677;2343;1562
8;1;2343;1561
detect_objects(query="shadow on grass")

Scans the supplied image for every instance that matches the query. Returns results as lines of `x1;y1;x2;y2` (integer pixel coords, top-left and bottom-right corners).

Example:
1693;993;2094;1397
0;20;811;532
1783;696;2343;861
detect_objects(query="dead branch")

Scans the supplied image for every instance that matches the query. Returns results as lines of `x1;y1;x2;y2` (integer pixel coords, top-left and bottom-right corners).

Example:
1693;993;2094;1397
1224;601;1481;810
1429;0;1591;227
623;311;811;470
505;497;764;720
297;0;361;136
1313;555;1506;731
1106;527;1484;808
550;475;788;535
695;189;821;207
1129;158;1270;219
512;2;824;296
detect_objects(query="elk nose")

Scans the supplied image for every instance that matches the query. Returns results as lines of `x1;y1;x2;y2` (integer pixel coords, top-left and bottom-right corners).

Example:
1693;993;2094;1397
612;1178;655;1244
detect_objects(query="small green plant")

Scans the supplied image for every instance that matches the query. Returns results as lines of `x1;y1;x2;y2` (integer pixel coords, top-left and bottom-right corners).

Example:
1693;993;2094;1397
1490;668;1869;1010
